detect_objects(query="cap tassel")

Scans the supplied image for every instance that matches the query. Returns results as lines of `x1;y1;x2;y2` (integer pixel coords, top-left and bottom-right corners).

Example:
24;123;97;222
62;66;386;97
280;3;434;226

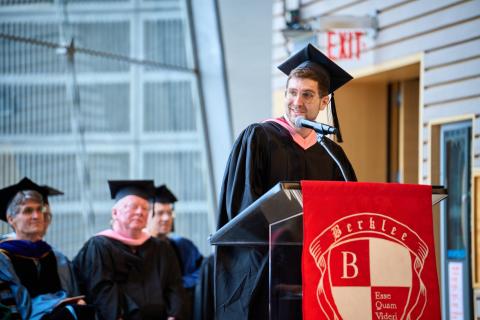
330;92;343;143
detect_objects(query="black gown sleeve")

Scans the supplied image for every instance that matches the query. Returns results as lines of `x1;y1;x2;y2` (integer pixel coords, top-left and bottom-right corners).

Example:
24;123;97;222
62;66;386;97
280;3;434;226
217;124;269;228
73;237;122;320
161;240;187;319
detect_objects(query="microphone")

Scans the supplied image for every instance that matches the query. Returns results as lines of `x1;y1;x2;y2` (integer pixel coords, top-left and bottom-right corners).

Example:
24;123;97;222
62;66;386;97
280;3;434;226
294;117;337;135
295;116;349;181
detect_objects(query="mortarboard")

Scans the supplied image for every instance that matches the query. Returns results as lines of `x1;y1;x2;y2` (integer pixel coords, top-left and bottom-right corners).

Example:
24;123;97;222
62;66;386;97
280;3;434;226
277;43;353;142
108;180;155;202
154;185;178;204
41;185;64;201
0;177;63;222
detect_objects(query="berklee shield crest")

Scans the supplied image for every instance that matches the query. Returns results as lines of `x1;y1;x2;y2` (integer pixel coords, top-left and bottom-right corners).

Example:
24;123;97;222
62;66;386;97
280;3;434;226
301;182;440;320
310;213;428;319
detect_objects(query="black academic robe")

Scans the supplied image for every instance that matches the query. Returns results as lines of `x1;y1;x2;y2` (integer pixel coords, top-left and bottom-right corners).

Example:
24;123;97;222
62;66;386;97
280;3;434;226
73;236;186;320
0;241;94;320
3;250;62;298
215;121;356;320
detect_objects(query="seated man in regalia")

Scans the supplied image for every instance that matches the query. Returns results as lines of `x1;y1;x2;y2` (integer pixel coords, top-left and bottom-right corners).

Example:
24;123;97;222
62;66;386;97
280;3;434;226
0;177;94;320
74;180;186;320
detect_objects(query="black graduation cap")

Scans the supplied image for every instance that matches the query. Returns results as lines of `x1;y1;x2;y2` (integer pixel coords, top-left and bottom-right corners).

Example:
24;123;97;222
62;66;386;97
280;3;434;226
41;185;64;201
154;185;178;204
108;180;155;202
277;43;353;142
0;177;64;222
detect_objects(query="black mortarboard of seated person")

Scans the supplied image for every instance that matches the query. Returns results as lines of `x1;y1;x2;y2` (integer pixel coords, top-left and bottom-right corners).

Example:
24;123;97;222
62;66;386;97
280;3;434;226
0;177;63;222
154;185;178;204
108;180;155;202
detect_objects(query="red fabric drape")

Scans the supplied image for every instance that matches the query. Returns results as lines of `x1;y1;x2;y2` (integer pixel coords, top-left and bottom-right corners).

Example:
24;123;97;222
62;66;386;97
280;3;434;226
302;181;440;320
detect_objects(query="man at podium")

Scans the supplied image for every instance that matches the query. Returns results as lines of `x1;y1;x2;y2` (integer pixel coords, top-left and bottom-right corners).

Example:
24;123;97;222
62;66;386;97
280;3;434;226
215;43;357;319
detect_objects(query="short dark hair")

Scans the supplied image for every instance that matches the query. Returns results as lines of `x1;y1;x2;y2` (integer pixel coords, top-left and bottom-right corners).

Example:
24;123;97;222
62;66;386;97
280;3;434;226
286;63;331;97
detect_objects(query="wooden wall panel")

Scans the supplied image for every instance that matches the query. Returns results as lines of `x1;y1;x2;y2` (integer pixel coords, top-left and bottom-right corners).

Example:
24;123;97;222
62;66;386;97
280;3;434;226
378;0;461;28
424;38;480;69
373;19;480;64
423;97;480;121
302;0;363;19
424;58;480;87
377;1;479;46
424;77;480;106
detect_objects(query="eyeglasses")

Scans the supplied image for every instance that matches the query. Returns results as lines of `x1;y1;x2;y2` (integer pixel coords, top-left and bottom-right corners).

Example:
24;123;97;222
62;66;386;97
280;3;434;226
155;209;174;217
20;205;46;215
285;89;318;103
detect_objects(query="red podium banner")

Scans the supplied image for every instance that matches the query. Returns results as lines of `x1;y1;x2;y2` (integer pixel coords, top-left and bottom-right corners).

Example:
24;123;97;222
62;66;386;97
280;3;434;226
301;181;440;320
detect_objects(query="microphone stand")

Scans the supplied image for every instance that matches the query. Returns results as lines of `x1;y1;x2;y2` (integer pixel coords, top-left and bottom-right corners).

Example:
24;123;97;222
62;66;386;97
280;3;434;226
316;133;350;182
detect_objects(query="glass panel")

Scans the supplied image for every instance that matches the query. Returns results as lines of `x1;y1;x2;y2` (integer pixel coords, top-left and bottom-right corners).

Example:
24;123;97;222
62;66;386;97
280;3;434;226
0;0;53;4
441;121;473;320
71;22;130;72
144;81;195;132
68;0;128;2
0;0;214;260
270;213;303;320
88;153;131;200
0;152;130;202
0;84;69;134
45;211;85;258
210;182;303;245
0;22;64;74
0;153;80;201
0;83;130;134
143;151;207;201
175;210;210;256
79;83;130;133
144;19;188;69
443;126;471;258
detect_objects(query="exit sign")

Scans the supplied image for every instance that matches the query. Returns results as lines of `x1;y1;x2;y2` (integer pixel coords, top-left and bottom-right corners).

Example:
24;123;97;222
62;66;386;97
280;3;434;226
287;27;376;70
318;28;375;70
326;30;366;60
